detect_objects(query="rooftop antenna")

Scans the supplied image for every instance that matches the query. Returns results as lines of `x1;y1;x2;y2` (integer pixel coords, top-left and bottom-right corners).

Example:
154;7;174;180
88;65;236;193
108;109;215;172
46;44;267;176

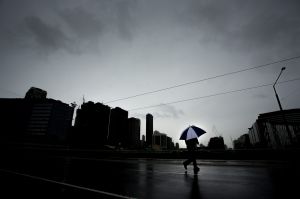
212;125;223;137
212;125;221;137
83;95;85;104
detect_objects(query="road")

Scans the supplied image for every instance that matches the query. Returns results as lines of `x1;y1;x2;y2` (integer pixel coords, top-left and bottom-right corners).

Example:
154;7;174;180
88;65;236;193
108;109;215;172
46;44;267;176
0;157;299;198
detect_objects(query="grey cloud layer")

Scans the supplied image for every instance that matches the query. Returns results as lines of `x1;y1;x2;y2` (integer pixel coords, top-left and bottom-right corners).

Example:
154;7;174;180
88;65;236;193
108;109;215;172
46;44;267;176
0;0;137;54
153;104;184;119
1;0;300;56
180;0;300;55
24;16;74;53
59;7;103;40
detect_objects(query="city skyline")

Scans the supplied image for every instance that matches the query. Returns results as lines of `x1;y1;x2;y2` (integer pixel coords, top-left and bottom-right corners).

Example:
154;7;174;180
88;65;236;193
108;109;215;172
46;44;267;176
0;86;179;149
1;0;300;148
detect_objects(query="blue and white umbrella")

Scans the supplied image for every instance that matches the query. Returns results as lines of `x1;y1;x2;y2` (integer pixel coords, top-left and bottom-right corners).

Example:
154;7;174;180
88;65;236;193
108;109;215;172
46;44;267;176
179;125;206;140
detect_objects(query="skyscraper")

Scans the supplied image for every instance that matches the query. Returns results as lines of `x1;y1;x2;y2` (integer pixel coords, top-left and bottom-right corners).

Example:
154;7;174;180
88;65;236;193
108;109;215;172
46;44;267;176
0;87;74;144
74;101;110;148
108;107;128;147
146;113;153;148
128;117;141;148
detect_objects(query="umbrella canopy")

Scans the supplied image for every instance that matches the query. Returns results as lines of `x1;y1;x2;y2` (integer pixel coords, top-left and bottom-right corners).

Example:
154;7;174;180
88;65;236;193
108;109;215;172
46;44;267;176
179;125;206;140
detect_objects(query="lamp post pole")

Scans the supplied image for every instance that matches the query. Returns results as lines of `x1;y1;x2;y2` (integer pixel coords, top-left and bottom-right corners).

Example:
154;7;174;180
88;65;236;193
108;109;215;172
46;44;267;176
273;67;285;111
273;67;293;146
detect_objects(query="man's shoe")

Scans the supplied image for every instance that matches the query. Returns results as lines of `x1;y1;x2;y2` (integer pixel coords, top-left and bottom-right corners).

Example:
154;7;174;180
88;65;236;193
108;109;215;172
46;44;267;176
194;167;200;174
183;162;187;170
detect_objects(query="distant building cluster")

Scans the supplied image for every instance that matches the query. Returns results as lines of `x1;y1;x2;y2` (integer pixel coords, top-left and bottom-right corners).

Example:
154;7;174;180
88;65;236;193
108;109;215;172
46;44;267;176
152;130;175;150
0;87;74;144
9;88;299;151
0;87;180;150
73;102;141;149
233;134;251;149
234;109;300;149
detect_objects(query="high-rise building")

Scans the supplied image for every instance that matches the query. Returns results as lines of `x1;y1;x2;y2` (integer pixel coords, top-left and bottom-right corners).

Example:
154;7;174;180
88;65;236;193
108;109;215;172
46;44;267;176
0;88;74;144
108;107;128;147
208;136;225;149
146;113;153;147
152;130;167;150
74;101;110;147
128;117;141;148
140;134;146;149
27;99;74;142
248;109;300;148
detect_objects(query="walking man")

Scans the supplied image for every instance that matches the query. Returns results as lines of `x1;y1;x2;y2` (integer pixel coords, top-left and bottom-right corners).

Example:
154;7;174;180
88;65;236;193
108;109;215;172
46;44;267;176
183;138;200;174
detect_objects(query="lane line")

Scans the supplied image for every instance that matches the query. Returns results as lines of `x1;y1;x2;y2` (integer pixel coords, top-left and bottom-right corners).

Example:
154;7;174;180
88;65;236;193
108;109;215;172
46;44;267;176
0;168;137;199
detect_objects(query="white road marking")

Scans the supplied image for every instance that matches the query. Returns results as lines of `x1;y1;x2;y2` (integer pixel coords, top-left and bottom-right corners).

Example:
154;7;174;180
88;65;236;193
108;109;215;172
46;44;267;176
0;168;137;199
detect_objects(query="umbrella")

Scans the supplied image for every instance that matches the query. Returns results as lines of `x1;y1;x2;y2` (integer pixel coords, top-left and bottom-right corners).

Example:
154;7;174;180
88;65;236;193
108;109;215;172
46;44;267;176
179;125;206;140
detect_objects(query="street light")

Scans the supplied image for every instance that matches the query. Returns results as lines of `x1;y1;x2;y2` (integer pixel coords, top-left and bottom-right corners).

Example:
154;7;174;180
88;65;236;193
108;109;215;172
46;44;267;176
273;67;293;146
273;67;286;111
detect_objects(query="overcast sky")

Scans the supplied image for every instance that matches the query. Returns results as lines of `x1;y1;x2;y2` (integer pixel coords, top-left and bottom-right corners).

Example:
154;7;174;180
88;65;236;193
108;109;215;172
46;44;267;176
1;0;300;148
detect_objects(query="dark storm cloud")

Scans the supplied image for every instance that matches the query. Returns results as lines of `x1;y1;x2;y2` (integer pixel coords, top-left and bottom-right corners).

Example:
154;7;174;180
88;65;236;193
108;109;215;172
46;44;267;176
22;0;137;54
85;0;137;41
115;0;136;41
59;7;103;40
172;0;300;56
233;1;300;52
58;0;137;42
23;16;75;54
1;0;300;56
0;0;138;56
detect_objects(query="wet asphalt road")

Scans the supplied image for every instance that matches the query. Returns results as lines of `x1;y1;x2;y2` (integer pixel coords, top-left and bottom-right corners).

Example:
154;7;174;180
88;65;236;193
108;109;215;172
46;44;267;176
0;157;299;198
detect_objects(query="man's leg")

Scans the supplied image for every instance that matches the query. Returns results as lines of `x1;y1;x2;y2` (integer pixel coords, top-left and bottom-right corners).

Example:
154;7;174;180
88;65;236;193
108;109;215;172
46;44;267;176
183;150;193;169
191;150;200;173
184;158;193;164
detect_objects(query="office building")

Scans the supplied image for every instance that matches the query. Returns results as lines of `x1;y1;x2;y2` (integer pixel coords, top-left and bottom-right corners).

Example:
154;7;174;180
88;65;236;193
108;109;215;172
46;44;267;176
208;136;225;150
74;101;110;147
248;109;300;149
152;130;167;150
108;107;128;147
146;113;153;147
233;134;251;149
167;136;175;150
128;117;141;148
0;87;74;144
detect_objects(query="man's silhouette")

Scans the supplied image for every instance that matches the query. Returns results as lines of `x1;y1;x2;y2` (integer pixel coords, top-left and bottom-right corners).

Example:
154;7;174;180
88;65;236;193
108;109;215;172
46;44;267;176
183;138;200;174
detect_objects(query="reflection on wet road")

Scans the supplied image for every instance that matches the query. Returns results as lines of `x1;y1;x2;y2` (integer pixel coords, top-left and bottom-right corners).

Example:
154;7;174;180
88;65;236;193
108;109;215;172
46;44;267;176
1;157;299;198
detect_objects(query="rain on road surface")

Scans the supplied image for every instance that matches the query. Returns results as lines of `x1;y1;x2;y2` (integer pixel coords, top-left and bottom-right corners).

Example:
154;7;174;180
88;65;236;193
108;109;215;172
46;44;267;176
0;158;299;198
